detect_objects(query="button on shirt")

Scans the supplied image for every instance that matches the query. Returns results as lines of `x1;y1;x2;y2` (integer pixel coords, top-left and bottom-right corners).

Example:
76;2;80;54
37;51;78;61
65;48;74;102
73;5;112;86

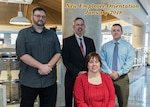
100;39;135;76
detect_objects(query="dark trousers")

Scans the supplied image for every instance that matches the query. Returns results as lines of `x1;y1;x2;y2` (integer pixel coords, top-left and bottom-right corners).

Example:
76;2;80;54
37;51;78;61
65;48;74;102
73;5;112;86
114;74;129;107
20;83;57;107
65;75;76;107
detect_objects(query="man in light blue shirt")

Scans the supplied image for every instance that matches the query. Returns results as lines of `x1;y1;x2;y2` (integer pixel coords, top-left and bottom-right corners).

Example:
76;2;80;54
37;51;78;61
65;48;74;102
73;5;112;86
100;24;135;107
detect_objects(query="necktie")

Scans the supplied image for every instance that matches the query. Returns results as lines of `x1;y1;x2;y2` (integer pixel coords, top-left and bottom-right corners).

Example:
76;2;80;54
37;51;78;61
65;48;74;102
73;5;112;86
79;38;84;56
112;42;119;71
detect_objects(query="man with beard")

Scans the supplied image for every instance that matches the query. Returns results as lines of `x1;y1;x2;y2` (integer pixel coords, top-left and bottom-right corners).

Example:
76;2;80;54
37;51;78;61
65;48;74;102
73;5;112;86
62;17;96;107
16;7;61;107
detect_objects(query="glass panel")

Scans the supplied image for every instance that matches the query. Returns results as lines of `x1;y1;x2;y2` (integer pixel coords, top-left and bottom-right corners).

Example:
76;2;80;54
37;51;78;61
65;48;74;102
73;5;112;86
0;33;4;45
10;34;18;45
102;34;113;45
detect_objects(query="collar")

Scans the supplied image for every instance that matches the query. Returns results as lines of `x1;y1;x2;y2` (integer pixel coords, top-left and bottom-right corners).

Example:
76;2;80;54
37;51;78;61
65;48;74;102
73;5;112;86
30;26;47;33
75;33;83;39
112;38;122;44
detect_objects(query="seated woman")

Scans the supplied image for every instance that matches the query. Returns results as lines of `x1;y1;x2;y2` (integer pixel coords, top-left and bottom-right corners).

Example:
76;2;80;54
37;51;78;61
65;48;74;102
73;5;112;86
74;52;115;107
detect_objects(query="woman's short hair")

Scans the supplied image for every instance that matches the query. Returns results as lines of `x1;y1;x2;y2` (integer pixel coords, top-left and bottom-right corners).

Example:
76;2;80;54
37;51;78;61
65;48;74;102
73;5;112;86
85;52;102;67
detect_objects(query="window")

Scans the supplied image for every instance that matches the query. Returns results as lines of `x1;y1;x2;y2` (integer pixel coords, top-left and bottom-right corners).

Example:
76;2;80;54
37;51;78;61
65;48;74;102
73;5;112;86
10;33;18;45
102;34;113;45
0;33;4;45
56;30;62;45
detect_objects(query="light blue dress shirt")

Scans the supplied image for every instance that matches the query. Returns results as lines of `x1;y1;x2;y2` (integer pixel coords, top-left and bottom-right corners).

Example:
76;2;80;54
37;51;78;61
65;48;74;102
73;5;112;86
100;38;135;76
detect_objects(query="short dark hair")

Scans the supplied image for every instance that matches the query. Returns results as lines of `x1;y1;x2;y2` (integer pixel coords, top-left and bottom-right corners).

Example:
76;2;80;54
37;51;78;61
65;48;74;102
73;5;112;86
73;17;85;25
112;24;123;32
85;52;102;67
32;7;46;15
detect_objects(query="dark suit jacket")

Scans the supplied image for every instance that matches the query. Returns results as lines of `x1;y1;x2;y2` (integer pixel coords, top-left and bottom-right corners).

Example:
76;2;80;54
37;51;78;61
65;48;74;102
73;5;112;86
62;34;96;80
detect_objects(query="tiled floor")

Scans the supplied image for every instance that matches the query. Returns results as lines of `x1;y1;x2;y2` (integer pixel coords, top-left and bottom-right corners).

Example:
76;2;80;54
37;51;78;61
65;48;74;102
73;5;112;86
127;66;150;107
7;66;150;107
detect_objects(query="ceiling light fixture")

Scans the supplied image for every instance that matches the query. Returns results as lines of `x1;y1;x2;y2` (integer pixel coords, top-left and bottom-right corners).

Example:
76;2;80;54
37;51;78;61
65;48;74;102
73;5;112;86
9;4;31;25
101;15;111;34
101;26;111;32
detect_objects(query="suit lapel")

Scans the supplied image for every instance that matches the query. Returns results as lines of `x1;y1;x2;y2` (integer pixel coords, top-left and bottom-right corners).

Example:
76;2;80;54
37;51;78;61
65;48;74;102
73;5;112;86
83;37;88;56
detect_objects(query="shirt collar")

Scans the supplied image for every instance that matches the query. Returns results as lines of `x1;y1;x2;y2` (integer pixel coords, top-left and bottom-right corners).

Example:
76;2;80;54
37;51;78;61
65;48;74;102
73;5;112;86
112;38;122;44
30;26;47;33
75;33;83;39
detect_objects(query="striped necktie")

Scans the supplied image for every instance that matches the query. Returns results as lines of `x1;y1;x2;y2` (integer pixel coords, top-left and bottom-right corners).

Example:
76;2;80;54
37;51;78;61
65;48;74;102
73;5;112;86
79;38;84;56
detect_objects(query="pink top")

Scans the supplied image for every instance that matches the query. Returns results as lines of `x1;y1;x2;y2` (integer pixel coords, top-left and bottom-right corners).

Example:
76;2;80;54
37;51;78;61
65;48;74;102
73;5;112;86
74;72;115;107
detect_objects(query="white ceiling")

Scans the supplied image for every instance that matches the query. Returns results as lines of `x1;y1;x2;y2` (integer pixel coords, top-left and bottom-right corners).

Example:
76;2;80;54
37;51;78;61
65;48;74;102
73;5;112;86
139;0;150;15
100;0;150;32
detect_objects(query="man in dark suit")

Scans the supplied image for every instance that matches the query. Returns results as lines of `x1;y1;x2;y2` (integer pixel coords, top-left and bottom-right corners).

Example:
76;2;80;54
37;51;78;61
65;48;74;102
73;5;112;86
62;17;96;107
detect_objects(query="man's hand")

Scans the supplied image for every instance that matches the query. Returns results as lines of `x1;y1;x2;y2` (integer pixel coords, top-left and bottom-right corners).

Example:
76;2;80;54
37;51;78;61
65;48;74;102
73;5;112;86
110;71;119;80
38;64;52;75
